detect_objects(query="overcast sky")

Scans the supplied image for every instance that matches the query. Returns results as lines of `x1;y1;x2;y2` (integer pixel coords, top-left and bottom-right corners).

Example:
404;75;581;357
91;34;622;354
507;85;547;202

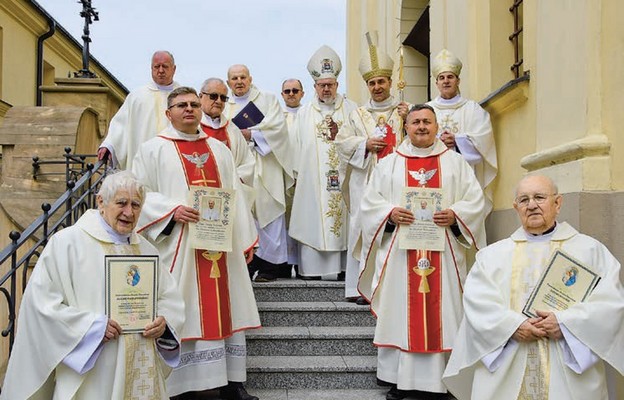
35;0;347;101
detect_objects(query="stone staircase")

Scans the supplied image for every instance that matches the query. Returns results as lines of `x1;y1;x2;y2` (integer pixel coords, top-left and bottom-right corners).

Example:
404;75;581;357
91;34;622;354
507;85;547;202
245;279;388;399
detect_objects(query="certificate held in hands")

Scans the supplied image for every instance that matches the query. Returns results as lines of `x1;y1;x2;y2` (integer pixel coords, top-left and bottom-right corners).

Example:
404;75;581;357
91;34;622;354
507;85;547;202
105;255;158;333
231;101;265;130
523;250;601;318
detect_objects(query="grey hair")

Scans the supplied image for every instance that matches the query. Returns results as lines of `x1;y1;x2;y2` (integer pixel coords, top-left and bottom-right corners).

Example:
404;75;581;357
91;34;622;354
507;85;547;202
152;50;175;65
98;170;145;206
200;77;226;92
513;174;559;197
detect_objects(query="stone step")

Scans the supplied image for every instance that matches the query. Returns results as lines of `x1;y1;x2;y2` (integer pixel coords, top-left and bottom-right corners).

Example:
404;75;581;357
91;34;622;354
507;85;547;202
186;388;389;400
248;388;389;399
246;355;378;390
257;301;375;327
246;326;376;356
252;279;346;302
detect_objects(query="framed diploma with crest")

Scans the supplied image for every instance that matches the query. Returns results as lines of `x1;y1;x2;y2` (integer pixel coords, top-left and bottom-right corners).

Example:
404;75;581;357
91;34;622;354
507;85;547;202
398;187;445;251
105;255;158;333
522;250;601;318
188;186;236;251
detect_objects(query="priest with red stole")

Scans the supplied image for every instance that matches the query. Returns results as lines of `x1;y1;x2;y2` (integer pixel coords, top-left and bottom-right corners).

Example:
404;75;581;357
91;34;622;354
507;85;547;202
132;87;260;400
358;104;486;400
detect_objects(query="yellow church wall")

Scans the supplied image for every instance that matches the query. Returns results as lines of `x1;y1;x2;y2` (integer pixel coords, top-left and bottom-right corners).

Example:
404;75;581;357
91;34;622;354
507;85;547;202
602;0;624;190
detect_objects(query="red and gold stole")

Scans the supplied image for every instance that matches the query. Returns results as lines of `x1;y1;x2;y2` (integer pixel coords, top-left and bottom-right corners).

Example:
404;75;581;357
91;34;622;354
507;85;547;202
200;121;232;149
405;154;444;352
173;138;233;340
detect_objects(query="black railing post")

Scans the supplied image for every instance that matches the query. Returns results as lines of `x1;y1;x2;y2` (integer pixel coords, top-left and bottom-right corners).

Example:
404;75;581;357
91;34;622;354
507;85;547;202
2;231;21;352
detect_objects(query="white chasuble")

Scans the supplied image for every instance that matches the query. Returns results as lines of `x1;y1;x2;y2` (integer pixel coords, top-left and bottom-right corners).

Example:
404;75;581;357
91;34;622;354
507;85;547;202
443;223;624;400
289;95;358;251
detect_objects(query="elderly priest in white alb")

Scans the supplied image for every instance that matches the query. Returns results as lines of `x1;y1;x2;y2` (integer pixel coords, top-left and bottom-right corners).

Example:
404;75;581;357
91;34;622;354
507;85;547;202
443;175;624;400
0;171;184;400
98;50;179;170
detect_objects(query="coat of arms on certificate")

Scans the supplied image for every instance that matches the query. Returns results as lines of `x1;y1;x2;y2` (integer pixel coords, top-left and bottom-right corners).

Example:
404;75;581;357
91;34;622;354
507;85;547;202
188;186;236;252
398;187;445;251
523;250;601;318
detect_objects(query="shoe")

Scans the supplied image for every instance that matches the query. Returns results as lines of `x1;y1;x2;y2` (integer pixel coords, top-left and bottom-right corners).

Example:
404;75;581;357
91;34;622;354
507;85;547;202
345;296;359;303
220;381;259;400
275;264;294;278
300;275;322;281
336;271;346;281
386;385;409;400
376;378;393;387
356;296;370;305
254;274;276;283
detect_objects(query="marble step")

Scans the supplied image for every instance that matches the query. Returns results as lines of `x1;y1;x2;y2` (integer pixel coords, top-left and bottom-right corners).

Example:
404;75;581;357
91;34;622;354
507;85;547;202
246;326;376;356
257;301;375;327
252;279;346;303
246;355;378;390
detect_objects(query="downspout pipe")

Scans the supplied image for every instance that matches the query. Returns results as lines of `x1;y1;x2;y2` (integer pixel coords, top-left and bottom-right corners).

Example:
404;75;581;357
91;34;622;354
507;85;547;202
36;15;55;106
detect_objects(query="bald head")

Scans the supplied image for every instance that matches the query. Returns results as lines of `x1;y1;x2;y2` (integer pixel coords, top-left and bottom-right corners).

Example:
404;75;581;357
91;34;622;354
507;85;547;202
151;51;176;86
227;64;252;97
513;175;562;235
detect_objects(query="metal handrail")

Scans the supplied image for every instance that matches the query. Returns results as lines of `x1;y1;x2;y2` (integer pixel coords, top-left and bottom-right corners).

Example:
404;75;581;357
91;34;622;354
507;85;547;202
0;151;110;352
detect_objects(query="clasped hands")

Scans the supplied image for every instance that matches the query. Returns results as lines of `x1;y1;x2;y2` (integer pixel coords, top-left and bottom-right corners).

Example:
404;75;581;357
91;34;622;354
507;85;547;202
103;316;167;343
390;207;456;227
512;310;562;342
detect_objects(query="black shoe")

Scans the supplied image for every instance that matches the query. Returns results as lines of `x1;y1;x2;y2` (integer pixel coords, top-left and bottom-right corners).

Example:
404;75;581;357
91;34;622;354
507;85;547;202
336;271;346;281
300;275;322;281
386;385;409;400
254;274;276;282
377;378;393;387
356;296;370;305
220;381;259;400
275;263;294;278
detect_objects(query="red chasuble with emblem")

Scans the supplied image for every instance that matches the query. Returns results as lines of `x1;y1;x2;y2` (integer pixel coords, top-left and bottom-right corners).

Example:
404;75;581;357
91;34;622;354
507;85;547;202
171;138;233;340
404;154;445;353
200;122;232;149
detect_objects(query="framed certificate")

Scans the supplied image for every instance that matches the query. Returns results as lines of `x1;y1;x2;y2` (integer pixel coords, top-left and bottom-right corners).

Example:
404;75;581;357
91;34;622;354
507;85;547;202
105;255;158;333
398;187;445;251
523;250;601;318
188;186;236;252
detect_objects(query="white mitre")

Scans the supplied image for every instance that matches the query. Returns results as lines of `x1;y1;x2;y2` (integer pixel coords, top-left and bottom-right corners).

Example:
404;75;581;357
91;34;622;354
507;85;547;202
358;31;394;82
307;45;342;81
431;49;462;78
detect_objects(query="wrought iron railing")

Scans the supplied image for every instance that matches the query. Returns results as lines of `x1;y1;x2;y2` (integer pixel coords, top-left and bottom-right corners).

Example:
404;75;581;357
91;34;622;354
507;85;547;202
0;149;110;352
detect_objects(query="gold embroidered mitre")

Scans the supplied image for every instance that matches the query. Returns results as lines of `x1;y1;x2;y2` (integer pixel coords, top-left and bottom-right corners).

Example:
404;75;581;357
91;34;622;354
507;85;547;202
431;49;462;78
358;31;394;82
307;45;342;81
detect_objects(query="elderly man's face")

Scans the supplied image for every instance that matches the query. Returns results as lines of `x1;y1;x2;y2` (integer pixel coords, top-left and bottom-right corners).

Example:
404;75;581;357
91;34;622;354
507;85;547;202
405;108;438;148
367;76;392;103
151;52;176;86
227;66;252;97
314;78;338;104
435;72;460;100
98;189;142;235
513;176;562;235
200;81;229;118
166;93;202;134
282;80;304;108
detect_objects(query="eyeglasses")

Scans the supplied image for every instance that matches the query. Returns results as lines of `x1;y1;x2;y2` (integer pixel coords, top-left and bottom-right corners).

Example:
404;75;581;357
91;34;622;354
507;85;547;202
316;83;336;89
168;101;201;110
515;193;556;207
201;92;229;102
282;88;301;95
